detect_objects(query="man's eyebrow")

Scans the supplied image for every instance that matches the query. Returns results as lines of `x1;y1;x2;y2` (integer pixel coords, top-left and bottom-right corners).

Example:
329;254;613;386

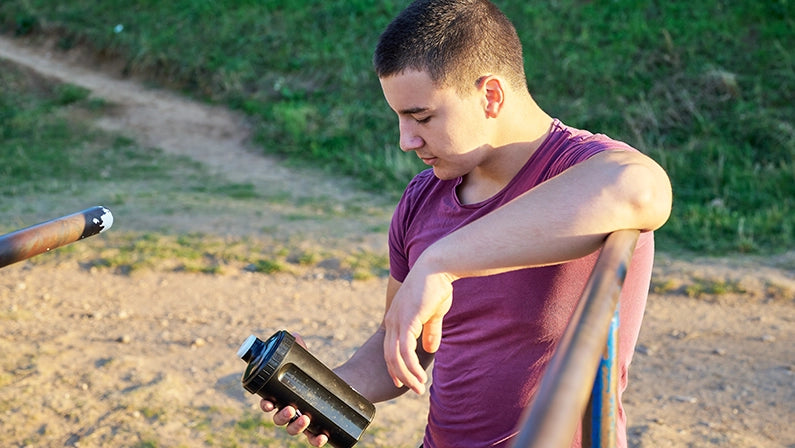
398;106;430;115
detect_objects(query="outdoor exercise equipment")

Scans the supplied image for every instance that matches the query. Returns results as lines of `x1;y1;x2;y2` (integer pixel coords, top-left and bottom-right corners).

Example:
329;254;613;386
0;206;113;269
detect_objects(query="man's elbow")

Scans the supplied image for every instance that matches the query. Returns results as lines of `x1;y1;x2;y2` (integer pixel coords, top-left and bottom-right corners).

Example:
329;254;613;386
623;159;673;232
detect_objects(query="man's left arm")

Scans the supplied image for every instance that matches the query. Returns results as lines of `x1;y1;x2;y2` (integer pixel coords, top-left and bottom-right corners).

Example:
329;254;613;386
383;150;673;394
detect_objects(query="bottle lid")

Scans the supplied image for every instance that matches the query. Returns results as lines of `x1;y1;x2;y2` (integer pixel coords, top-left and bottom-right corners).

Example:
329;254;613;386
237;334;258;361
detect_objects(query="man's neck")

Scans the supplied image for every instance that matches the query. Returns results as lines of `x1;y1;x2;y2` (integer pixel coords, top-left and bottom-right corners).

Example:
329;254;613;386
457;103;552;205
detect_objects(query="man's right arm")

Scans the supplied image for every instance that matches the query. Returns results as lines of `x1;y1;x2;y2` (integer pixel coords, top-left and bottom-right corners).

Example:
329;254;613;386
335;275;434;402
262;275;433;446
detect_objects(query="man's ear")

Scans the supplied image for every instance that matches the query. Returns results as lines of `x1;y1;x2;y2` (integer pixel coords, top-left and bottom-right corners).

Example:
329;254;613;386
481;76;505;118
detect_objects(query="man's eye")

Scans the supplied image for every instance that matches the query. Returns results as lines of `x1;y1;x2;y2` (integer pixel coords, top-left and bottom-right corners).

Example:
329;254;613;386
415;116;431;124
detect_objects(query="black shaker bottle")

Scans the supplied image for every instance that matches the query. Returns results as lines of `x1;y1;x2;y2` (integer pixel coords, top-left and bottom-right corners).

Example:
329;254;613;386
237;331;376;448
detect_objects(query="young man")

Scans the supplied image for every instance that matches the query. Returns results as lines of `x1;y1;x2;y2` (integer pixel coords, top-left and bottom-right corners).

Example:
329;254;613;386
261;0;672;446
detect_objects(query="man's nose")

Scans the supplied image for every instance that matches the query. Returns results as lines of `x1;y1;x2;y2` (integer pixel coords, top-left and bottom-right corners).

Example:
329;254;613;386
399;121;424;152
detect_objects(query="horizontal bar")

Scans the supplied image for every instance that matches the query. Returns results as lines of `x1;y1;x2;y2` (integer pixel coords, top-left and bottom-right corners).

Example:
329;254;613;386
0;206;114;268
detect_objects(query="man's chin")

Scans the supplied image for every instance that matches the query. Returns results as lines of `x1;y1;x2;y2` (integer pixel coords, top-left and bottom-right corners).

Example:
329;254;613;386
431;167;459;181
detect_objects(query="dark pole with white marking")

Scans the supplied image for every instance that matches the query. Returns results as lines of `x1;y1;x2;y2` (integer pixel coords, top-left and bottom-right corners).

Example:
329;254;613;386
0;206;113;268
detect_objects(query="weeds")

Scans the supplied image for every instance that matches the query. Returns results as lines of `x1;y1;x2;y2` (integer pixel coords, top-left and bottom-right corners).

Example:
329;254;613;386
20;230;388;279
685;277;746;299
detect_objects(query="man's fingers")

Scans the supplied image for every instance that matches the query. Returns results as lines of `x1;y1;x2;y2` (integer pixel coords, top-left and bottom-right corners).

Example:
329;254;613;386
384;322;426;393
422;316;444;354
267;405;328;447
399;331;427;394
385;325;427;394
278;408;311;437
285;413;310;436
272;406;297;426
307;432;329;447
383;325;406;388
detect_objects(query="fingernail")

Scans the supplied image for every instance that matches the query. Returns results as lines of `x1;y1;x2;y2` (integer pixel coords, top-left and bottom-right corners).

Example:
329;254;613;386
288;409;302;424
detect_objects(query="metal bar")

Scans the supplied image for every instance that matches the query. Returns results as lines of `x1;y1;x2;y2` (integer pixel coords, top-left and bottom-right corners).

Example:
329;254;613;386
510;229;639;448
589;309;619;447
0;206;114;269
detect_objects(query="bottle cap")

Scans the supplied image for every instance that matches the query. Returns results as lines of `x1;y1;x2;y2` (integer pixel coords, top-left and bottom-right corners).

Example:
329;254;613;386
237;334;258;361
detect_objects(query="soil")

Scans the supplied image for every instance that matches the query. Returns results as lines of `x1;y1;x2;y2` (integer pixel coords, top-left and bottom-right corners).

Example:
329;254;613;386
1;35;793;448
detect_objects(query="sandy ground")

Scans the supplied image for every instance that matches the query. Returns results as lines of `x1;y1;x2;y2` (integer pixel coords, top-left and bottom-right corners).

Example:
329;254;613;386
1;35;794;448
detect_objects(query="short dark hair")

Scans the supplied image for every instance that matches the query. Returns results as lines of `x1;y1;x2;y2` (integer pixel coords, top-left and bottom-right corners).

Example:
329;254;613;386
374;0;527;93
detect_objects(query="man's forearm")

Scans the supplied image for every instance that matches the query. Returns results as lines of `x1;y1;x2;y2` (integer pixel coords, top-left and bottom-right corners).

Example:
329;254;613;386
421;150;672;279
334;327;433;403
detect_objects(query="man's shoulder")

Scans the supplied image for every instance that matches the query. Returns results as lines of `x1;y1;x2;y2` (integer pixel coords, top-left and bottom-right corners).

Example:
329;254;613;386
553;119;636;153
530;120;637;176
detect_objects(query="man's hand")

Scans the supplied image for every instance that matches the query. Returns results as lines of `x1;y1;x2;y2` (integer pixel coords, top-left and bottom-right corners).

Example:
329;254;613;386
383;260;456;394
260;400;329;447
258;334;329;447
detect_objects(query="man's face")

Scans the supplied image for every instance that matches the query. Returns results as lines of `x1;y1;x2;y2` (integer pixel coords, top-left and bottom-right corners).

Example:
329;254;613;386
379;70;491;180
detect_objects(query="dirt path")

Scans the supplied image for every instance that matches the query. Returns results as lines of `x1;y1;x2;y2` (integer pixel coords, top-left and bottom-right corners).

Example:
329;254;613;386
0;35;393;244
1;35;794;448
0;35;363;200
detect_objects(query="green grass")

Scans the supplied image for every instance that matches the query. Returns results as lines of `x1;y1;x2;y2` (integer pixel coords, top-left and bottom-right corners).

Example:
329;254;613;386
0;65;197;197
24;229;389;279
685;276;746;299
1;0;793;255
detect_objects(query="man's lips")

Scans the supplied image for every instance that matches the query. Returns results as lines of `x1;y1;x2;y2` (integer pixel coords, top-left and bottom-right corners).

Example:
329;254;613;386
419;155;437;165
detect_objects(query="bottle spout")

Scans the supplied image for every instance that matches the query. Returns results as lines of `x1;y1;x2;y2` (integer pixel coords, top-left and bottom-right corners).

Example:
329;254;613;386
237;334;259;362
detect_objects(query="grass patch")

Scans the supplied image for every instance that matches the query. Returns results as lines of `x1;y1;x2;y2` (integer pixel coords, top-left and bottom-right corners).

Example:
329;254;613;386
1;0;793;255
685;277;746;299
132;441;158;448
194;182;262;200
247;258;289;275
346;250;390;280
23;230;389;279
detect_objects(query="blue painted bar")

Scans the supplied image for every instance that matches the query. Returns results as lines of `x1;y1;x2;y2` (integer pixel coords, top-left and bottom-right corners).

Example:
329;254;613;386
591;309;619;447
